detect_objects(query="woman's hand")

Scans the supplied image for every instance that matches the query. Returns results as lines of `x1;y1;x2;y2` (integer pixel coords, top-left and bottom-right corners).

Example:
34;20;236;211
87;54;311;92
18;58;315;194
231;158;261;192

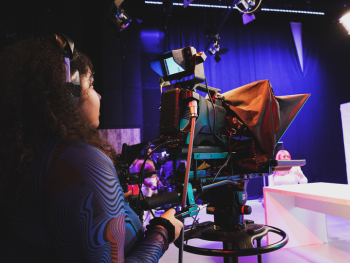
160;209;183;243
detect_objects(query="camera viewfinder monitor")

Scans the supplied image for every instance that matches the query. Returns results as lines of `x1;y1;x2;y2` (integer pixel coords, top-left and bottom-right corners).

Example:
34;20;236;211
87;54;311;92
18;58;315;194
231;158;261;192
164;57;185;75
149;47;197;82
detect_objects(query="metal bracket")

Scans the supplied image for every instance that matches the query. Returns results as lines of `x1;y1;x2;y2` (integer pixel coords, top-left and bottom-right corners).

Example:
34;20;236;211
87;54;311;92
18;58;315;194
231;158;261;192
186;183;198;217
193;153;229;159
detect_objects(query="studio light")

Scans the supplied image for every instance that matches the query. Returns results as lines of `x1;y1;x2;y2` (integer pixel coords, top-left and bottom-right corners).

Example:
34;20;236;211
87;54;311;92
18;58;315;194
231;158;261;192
208;34;220;56
340;12;350;34
108;3;132;31
242;13;256;24
208;41;220;55
236;0;261;24
240;0;255;10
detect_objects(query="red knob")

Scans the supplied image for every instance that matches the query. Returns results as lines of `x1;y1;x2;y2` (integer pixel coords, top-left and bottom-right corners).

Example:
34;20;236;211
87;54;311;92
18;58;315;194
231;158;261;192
241;205;252;215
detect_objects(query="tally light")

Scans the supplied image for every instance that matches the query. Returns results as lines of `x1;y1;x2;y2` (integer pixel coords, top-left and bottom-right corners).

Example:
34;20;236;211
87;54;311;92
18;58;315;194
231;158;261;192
340;12;350;34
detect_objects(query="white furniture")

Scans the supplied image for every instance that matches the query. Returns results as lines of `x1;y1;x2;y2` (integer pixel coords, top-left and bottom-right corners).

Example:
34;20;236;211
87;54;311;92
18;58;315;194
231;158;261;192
340;102;350;184
264;182;350;248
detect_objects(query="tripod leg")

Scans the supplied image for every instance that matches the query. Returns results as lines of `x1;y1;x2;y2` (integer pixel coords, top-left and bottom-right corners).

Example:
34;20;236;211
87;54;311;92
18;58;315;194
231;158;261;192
223;242;238;263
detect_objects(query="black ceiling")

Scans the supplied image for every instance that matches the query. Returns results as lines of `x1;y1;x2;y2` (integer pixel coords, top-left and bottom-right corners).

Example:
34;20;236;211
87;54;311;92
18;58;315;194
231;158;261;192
1;0;350;47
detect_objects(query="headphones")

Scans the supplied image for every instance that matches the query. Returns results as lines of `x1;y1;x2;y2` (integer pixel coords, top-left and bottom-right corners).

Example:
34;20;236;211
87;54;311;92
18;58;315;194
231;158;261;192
53;33;81;97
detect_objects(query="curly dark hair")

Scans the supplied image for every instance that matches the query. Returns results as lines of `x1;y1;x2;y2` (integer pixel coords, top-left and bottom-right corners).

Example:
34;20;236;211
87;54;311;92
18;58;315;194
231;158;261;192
0;36;117;211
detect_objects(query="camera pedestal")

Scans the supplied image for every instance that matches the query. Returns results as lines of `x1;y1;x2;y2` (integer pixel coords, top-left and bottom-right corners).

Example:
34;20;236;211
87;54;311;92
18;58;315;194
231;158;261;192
174;179;288;262
174;220;288;263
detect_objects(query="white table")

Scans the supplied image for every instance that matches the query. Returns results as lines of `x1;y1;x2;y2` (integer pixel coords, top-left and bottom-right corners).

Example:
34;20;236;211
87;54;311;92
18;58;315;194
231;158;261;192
263;182;350;248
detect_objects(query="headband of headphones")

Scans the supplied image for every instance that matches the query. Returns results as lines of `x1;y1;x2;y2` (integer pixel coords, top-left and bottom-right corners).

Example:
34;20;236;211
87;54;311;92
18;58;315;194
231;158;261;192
53;33;81;97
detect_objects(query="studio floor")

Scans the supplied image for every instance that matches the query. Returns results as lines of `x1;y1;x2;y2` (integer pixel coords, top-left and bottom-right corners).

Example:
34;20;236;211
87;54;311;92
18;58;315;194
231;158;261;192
159;200;350;263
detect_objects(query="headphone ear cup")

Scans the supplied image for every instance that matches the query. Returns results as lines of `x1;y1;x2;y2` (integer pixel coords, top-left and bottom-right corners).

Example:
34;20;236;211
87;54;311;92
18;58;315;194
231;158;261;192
72;84;81;97
66;82;81;97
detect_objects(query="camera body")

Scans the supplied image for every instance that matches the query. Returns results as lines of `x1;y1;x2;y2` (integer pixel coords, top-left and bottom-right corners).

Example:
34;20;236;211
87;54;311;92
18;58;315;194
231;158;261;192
149;46;227;146
159;86;226;146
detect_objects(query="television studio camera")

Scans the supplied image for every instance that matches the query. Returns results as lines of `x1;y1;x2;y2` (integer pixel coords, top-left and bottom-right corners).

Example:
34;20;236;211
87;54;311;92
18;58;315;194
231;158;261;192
118;46;310;262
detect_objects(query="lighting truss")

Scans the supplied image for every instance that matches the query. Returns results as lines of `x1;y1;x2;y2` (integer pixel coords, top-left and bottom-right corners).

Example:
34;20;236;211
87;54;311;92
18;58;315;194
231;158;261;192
144;1;325;15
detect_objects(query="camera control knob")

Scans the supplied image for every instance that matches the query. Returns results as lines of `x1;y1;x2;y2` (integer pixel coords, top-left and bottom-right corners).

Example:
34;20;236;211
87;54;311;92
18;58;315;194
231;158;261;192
241;205;252;215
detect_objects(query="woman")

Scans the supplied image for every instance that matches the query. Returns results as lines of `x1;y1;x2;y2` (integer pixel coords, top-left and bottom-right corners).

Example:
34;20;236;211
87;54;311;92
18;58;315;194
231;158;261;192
0;35;182;262
270;150;308;186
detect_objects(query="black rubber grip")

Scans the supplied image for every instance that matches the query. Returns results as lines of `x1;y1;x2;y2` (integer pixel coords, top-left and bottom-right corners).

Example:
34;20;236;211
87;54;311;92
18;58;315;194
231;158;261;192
141;191;180;210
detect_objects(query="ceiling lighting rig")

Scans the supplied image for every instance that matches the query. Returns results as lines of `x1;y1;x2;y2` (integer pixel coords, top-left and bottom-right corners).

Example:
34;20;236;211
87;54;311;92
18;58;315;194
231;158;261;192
108;0;132;32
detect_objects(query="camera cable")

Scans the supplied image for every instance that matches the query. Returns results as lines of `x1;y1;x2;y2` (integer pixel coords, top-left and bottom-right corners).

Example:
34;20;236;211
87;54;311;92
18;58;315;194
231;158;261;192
137;140;177;219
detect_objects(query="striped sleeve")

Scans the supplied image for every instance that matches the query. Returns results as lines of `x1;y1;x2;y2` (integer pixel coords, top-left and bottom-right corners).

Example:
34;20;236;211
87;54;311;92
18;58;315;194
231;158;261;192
45;141;167;263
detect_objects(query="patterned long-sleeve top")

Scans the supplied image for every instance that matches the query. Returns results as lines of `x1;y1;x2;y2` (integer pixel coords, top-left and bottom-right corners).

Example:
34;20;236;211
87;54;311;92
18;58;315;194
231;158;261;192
1;140;168;263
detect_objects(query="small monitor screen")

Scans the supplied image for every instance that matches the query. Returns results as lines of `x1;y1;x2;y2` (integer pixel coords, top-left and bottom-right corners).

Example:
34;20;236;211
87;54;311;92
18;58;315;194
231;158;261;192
164;57;185;76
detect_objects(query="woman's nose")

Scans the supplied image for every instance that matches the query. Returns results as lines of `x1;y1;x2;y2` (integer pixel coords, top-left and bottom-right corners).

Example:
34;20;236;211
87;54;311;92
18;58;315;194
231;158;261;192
98;93;102;100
